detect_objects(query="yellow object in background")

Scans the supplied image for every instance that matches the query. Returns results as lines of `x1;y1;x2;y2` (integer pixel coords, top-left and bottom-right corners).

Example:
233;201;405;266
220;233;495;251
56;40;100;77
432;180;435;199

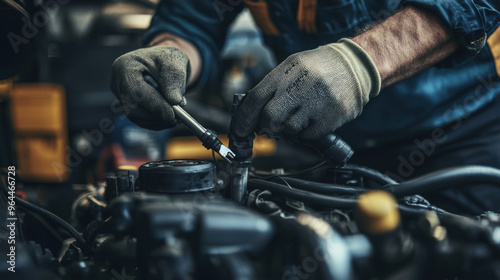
117;165;139;171
0;79;14;98
166;134;276;160
10;84;69;182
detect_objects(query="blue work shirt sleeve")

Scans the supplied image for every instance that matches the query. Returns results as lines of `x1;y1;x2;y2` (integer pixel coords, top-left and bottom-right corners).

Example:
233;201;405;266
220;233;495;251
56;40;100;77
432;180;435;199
143;0;245;88
400;0;500;67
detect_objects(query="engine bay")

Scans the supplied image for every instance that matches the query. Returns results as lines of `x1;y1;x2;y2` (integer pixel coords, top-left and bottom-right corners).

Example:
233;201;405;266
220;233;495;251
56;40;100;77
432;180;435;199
2;154;500;279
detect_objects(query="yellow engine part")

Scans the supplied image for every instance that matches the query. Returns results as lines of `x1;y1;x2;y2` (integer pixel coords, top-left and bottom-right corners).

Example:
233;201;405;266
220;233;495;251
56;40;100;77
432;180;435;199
355;190;401;234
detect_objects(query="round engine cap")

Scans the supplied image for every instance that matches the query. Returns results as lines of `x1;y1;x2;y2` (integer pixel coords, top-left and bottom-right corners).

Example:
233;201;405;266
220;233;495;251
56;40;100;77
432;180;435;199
138;159;216;193
355;190;400;234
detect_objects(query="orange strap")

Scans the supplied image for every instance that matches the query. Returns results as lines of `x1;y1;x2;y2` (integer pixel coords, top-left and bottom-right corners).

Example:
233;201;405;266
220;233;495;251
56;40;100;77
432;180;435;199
487;26;500;77
297;0;317;33
244;0;280;35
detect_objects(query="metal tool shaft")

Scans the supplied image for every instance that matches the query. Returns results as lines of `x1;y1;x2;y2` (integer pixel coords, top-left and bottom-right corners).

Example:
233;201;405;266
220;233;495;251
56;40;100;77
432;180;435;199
172;105;207;138
142;73;235;162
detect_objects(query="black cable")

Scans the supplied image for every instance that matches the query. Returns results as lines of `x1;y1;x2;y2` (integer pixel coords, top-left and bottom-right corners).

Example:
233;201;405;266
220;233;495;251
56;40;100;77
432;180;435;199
250;179;459;218
248;179;358;209
25;210;66;243
385;165;500;197
397;204;431;217
276;177;293;189
397;204;477;224
249;176;481;227
212;149;225;171
279;160;328;177
16;195;86;249
0;177;87;250
251;160;328;179
278;177;368;195
344;164;398;185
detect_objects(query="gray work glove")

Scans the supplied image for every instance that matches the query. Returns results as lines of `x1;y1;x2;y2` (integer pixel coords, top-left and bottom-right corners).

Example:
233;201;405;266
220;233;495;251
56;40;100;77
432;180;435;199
232;39;381;140
110;46;190;130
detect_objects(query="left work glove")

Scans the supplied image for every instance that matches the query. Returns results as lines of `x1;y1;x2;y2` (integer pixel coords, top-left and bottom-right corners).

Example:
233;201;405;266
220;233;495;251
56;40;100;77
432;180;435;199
232;38;381;140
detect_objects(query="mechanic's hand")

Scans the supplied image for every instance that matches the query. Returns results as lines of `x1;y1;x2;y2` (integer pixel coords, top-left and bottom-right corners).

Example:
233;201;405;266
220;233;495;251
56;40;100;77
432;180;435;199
232;39;381;140
110;46;190;130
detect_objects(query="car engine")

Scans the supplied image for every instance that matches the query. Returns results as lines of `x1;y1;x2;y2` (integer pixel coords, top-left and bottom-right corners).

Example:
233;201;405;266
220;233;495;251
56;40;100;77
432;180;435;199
2;95;500;280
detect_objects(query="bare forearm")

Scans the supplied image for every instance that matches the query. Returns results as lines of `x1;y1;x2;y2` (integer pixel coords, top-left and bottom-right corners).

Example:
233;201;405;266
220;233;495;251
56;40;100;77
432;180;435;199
352;6;459;88
149;33;202;86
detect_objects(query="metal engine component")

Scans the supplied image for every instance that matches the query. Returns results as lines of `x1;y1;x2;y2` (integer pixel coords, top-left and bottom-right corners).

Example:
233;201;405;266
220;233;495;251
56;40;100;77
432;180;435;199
138;159;216;193
228;93;255;204
4;138;500;279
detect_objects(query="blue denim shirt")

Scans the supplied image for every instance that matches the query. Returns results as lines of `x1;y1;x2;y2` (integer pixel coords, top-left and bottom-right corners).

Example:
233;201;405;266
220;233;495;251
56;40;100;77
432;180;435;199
145;0;500;148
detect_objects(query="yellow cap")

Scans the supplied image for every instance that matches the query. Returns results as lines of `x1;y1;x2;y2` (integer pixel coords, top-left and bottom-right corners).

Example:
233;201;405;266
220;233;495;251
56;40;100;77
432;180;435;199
117;165;138;171
355;190;400;234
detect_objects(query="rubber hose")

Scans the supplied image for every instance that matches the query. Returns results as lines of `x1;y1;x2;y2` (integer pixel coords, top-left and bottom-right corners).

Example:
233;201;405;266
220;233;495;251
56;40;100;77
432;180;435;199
17;196;87;250
278;177;367;195
248;179;358;209
0;177;87;250
386;165;500;197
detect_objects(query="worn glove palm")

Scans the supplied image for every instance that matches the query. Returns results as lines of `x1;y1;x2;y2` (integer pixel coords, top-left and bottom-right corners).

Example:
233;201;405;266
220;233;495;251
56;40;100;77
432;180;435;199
110;46;190;130
233;39;381;140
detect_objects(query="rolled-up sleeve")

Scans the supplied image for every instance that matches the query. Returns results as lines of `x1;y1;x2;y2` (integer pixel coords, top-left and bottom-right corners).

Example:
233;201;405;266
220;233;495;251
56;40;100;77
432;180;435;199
400;0;500;66
144;0;244;88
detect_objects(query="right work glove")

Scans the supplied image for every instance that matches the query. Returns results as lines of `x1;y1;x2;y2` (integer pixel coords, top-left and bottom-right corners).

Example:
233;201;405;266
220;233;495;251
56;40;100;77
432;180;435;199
232;38;381;140
110;46;190;130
